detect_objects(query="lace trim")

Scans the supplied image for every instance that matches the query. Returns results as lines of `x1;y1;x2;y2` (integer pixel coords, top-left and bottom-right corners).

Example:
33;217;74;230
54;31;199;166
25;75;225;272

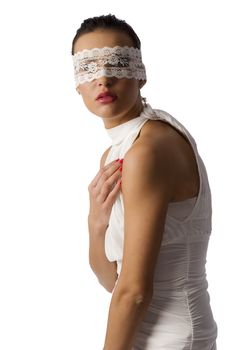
72;46;146;87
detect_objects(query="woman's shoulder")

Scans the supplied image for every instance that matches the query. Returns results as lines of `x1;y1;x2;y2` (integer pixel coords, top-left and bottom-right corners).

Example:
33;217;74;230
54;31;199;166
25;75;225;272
124;116;193;178
135;116;183;153
125;120;178;167
139;111;194;154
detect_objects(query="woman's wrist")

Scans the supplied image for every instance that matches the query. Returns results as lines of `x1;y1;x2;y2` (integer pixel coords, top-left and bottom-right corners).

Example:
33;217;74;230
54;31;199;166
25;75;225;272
88;218;109;236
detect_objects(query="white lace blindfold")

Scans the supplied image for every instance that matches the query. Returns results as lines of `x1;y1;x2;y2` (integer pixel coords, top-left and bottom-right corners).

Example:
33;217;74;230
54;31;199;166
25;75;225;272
72;46;147;87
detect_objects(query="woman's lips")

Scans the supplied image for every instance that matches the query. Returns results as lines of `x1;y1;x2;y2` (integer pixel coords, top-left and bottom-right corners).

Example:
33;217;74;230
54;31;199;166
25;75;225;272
97;95;117;103
96;92;117;104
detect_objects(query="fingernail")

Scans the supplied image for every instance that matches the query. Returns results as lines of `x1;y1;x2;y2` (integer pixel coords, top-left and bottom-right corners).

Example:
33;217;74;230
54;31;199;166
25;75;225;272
119;159;124;163
115;158;119;162
119;166;122;172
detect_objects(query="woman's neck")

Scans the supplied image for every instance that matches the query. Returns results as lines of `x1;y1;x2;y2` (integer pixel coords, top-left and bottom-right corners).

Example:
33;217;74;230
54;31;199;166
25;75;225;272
103;96;144;129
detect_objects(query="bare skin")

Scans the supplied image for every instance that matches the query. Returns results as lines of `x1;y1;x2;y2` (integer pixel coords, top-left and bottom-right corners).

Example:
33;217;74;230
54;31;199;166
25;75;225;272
133;118;200;202
88;158;122;233
87;157;122;292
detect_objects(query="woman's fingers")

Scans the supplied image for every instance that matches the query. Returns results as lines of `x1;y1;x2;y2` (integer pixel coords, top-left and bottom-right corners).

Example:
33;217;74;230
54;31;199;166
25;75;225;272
104;177;122;206
97;167;122;203
97;160;123;189
88;159;123;231
90;159;121;188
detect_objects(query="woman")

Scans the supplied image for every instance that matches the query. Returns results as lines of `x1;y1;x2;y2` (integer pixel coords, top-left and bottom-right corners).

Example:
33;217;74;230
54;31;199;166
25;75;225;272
71;14;218;350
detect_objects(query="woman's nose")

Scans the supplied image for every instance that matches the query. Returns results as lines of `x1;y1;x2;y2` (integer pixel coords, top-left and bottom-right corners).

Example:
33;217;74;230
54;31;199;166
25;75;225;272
97;75;115;87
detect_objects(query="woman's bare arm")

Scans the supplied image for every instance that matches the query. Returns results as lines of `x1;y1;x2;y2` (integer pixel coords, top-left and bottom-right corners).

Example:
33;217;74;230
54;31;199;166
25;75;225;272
88;147;121;293
103;134;177;349
88;226;118;293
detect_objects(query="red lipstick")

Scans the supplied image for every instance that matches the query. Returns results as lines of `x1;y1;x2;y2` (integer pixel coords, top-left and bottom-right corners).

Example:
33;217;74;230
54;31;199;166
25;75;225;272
96;91;117;104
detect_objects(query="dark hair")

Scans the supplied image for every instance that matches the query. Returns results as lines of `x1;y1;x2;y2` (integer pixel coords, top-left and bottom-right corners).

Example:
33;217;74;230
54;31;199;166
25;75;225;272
71;14;141;55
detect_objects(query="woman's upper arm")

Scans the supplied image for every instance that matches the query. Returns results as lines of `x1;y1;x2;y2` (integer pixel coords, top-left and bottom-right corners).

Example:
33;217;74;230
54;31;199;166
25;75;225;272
116;141;176;296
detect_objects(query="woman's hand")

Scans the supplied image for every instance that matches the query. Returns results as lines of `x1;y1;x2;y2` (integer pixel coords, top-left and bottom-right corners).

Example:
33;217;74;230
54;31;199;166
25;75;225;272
88;159;123;234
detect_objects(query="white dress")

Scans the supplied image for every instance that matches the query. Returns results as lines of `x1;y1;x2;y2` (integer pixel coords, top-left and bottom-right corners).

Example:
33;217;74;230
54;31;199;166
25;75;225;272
104;103;218;350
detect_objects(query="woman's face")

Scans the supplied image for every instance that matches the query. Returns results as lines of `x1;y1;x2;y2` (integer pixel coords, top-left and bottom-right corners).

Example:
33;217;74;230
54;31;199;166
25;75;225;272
73;29;146;127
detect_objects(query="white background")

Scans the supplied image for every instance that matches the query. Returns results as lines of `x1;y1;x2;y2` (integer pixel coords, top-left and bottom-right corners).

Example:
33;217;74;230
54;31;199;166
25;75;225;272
0;1;232;349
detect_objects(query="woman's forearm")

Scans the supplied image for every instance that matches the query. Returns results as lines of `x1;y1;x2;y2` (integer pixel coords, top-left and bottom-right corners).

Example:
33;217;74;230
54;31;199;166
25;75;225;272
88;225;118;292
103;287;152;349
